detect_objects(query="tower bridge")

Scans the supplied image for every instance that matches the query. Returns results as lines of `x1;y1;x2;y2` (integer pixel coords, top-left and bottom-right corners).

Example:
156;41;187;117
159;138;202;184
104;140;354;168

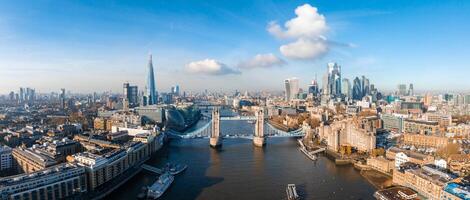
167;109;305;147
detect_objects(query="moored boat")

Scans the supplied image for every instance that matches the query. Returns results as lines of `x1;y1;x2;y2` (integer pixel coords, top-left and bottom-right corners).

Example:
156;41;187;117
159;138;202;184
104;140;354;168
167;163;188;175
147;172;174;199
286;184;300;200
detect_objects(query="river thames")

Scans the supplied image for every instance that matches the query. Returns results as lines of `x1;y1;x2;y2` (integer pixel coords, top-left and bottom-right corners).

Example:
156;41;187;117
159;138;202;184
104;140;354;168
106;119;376;200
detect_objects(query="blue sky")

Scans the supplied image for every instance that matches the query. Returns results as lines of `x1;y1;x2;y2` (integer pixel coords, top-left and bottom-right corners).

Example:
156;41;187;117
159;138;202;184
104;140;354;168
0;0;469;94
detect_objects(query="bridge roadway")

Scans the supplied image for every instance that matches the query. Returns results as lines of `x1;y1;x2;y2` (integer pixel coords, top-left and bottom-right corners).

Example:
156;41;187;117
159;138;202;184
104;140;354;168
167;118;305;139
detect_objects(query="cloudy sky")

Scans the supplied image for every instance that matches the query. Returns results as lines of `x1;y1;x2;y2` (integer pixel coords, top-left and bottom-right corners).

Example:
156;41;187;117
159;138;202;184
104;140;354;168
0;0;469;94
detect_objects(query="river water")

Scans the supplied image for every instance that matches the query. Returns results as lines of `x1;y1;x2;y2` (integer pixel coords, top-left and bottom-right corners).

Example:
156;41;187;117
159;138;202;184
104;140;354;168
106;118;376;200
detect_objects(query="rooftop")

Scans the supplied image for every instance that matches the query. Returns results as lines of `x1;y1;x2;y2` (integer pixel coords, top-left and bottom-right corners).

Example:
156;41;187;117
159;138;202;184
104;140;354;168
375;186;419;200
0;163;82;187
444;182;470;200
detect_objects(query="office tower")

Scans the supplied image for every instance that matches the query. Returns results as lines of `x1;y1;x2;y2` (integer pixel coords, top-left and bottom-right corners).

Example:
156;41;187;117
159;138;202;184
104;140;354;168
352;77;363;100
408;83;414;96
284;79;291;101
322;72;329;95
284;77;300;101
173;85;180;96
60;88;66;109
308;79;319;95
25;87;35;102
361;76;369;96
327;62;341;96
465;95;470;105
397;84;407;96
19;87;25;103
146;54;157;105
123;82;139;107
93;92;97;103
8;92;14;101
342;78;351;98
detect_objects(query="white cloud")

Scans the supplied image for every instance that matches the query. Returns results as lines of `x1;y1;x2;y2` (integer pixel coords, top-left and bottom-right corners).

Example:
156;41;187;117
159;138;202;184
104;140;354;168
238;53;286;69
280;38;328;60
186;59;240;75
267;4;331;60
268;4;327;39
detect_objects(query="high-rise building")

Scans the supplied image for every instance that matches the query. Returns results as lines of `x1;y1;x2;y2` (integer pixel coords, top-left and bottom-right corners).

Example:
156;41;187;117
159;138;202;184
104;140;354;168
60;88;66;109
146;54;157;105
308;79;319;95
123;82;138;107
19;87;25;103
322;72;329;95
327;62;342;96
362;76;370;96
174;85;180;96
341;78;351;98
284;79;291;101
408;83;414;96
397;84;407;96
284;77;299;101
352;77;363;100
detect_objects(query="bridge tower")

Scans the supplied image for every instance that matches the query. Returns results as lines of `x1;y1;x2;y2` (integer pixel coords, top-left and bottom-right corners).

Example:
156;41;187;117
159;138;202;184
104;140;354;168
210;108;222;148
253;108;266;147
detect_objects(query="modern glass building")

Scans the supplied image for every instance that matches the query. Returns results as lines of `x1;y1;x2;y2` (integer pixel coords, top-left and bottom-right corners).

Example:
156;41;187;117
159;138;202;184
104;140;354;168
146;54;157;105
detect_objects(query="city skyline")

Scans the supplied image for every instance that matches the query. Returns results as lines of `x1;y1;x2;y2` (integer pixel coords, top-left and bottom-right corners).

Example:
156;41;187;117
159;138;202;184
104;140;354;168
1;1;470;94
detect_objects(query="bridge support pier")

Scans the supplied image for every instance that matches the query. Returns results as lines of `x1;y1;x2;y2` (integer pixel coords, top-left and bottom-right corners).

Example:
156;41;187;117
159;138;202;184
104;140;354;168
210;108;222;148
210;137;222;148
253;136;265;147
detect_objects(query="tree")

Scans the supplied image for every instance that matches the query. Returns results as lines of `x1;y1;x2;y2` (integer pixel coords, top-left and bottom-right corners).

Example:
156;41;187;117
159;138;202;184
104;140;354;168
340;146;346;155
346;146;352;155
436;143;461;159
308;117;321;128
371;148;385;157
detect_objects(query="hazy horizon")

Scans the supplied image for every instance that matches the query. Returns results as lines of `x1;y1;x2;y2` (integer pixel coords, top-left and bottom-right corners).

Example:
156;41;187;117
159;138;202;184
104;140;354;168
1;1;469;94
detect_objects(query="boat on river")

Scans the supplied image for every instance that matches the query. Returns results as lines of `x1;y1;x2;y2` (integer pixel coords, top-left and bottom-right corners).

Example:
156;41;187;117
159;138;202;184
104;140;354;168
298;139;317;161
166;163;188;175
299;147;317;161
147;172;174;199
286;184;300;200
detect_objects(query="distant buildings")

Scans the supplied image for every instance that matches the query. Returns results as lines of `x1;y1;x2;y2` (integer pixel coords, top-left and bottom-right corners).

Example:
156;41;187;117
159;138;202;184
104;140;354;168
352;77;363;100
60;88;66;109
326;62;342;97
397;84;407;96
341;78;351;99
408;84;414;96
145;54;158;106
123;82;138;108
284;77;299;101
307;79;319;96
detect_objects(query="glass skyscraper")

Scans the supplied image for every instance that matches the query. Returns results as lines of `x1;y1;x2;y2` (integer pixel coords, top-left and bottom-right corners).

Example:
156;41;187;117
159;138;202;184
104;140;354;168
146;54;157;105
